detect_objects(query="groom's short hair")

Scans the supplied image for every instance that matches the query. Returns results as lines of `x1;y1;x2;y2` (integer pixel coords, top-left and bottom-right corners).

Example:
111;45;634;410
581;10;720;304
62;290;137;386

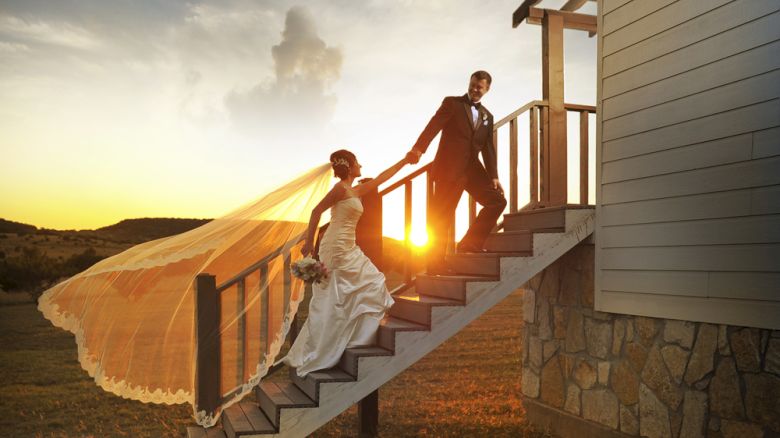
471;70;492;86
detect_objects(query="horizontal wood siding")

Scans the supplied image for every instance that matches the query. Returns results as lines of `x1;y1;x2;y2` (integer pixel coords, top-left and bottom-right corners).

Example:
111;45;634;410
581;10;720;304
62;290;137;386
595;0;780;329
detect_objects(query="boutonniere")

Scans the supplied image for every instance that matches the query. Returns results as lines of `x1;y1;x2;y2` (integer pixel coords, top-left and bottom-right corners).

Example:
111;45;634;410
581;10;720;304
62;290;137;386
482;113;488;126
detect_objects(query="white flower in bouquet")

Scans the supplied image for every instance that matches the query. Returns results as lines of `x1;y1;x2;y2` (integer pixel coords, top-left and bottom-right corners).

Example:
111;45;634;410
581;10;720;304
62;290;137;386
290;257;329;285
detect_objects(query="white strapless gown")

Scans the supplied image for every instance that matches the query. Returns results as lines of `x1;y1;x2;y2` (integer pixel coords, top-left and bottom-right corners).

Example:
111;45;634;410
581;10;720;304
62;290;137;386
280;196;395;377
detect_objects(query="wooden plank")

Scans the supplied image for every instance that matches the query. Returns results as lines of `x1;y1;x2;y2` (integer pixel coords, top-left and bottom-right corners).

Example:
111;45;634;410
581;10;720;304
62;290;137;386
598;185;780;226
603;70;780;141
603;0;632;15
603;12;780;96
603;0;734;55
601;0;676;37
358;390;379;437
404;181;412;283
186;426;208;438
602;99;780;162
754;126;780;159
468;195;477;226
579;111;588;204
259;265;269;356
598;290;780;330
509;117;519;213
752;184;780;215
239;401;276;434
708;272;780;301
542;12;568;206
283;250;292;314
561;0;589;12
600;244;780;272
601;269;708;297
527;8;597;33
195;274;221;421
606;1;779;90
602;134;751;184
222;403;252;437
530;106;539;205
601;155;780;205
603;41;780;121
539;107;549;204
600;214;780;248
236;278;246;385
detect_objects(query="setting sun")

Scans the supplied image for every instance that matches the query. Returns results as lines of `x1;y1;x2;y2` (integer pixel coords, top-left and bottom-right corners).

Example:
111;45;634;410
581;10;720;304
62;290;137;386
409;227;429;248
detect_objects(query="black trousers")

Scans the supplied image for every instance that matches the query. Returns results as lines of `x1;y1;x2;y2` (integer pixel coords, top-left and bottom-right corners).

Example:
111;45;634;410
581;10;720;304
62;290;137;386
427;158;507;267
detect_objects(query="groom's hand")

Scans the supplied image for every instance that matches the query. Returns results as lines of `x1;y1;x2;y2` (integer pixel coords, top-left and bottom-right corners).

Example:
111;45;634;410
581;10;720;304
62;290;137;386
492;178;503;193
406;150;421;164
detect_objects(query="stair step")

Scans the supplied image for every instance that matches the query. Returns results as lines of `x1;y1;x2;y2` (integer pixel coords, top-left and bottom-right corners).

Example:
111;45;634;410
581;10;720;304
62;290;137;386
388;293;463;325
446;252;528;276
289;367;355;401
187;426;228;438
483;230;532;252
222;401;275;437
415;274;498;302
503;204;591;232
256;381;316;429
378;316;428;351
338;346;393;377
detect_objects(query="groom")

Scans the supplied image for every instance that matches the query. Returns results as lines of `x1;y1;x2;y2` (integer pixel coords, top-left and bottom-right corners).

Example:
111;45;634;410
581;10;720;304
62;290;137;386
407;70;507;275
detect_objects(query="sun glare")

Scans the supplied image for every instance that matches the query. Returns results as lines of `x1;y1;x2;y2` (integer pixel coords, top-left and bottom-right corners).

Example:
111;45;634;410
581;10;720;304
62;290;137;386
410;227;429;248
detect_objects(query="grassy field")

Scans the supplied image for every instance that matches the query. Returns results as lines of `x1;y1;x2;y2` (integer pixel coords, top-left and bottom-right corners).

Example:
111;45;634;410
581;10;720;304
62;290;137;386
1;289;546;437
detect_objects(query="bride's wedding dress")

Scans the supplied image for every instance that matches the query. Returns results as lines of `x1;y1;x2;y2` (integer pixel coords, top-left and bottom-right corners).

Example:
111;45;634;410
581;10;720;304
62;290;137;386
280;196;395;377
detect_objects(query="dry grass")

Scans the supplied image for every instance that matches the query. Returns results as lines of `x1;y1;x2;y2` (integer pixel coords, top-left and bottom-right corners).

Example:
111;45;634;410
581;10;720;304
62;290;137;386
1;289;546;437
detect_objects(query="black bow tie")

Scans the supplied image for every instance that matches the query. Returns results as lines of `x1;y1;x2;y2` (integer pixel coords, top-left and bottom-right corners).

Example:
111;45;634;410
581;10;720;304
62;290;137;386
470;101;481;109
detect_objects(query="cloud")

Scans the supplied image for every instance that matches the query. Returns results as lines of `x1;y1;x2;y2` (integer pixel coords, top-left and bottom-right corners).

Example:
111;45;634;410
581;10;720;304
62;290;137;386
224;6;342;144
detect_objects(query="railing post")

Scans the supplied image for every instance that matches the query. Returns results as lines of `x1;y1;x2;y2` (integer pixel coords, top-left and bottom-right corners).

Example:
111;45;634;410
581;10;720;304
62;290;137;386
542;10;568;207
509;117;519;213
358;389;379;437
579;110;589;205
403;181;412;283
237;278;247;384
468;196;476;226
539;106;549;206
530;106;539;208
195;273;220;420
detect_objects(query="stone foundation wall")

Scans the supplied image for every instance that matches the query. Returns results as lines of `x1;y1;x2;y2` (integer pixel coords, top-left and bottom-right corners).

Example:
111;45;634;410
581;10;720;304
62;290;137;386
521;242;780;438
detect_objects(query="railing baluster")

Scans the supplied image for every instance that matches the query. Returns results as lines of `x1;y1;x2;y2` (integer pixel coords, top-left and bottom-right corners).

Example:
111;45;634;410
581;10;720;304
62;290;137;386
509;117;519;213
404;181;412;283
259;265;269;357
530;106;539;207
195;273;220;418
236;278;246;385
539;106;550;206
468;196;476;226
579;110;589;205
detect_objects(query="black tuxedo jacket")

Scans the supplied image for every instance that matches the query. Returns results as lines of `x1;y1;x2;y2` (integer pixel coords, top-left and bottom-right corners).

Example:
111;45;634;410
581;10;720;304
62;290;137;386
412;93;497;182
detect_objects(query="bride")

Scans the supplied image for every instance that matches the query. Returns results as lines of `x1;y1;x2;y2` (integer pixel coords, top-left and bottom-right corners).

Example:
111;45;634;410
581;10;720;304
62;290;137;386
280;149;413;377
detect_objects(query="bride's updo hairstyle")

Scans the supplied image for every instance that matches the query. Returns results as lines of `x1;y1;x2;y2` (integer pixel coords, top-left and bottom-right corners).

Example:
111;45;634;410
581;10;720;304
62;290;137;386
330;149;357;180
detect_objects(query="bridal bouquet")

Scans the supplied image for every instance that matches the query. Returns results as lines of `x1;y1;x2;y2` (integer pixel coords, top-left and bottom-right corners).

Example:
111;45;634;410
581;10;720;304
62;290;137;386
290;257;329;285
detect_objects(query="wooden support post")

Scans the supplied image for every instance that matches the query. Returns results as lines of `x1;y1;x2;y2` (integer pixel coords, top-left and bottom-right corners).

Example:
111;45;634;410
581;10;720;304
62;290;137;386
403;181;412;283
195;273;220;419
542;10;568;207
468;196;476;226
358;389;379;437
530;107;539;207
539;106;549;206
259;265;269;356
579;111;589;205
237;278;246;384
509;117;519;213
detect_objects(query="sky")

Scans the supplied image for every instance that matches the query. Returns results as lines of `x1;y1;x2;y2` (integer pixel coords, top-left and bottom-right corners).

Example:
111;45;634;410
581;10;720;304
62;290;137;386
0;0;597;240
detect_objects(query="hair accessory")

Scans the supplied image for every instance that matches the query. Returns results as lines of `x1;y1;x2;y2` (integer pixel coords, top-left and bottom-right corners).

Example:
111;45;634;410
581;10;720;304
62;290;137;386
331;157;349;167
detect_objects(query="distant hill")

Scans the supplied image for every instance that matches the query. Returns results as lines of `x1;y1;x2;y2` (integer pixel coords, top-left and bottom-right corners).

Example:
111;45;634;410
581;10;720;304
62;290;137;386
0;219;37;235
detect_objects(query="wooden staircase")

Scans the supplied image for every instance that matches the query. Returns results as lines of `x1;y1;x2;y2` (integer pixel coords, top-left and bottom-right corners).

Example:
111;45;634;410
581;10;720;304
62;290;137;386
187;204;595;438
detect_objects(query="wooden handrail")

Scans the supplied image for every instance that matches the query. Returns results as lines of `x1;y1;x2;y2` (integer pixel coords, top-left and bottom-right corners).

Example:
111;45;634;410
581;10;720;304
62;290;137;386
494;100;547;129
216;231;305;292
378;163;432;196
564;103;596;113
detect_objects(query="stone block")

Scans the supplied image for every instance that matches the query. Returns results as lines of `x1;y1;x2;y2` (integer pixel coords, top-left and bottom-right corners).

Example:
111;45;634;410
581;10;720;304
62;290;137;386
640;383;672;438
543;340;559;363
663;319;695;349
620;403;639;436
559;265;581;306
574;358;597;390
523;288;536;323
582;389;619;429
598;361;611;386
560;353;575;379
679;390;707;438
709;357;745;420
585;317;612;359
538;297;552;340
626;319;635;342
765;338;780;376
553;305;567;339
522;368;540;398
564;383;581;415
613;319;626;356
642;345;683;410
661;344;690;385
635;316;658;346
540;355;565;409
565;309;586;353
612;360;639;405
720;420;764;438
539;262;560;299
529;336;543;370
626;342;649;373
744;372;780;433
718;325;731;356
730;328;761;373
684;323;718;386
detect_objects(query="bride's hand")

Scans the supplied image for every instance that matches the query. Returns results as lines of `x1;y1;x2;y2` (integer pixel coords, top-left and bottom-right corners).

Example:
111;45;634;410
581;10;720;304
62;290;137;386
301;240;314;257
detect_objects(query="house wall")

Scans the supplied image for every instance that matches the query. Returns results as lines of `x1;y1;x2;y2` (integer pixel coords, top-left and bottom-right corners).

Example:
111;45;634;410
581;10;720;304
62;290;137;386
521;242;780;437
594;0;780;328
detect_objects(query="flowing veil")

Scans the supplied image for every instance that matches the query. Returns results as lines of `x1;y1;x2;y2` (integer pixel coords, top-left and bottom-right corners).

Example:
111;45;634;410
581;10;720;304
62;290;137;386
38;163;333;427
